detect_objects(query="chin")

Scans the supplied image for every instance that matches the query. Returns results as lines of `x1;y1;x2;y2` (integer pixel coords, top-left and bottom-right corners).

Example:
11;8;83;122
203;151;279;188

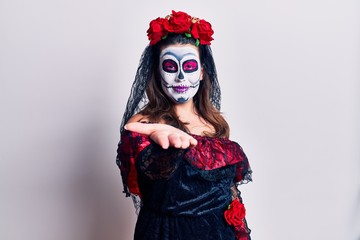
175;97;189;103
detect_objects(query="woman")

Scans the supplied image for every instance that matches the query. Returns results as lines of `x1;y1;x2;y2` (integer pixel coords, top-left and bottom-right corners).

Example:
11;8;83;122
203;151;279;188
116;11;252;240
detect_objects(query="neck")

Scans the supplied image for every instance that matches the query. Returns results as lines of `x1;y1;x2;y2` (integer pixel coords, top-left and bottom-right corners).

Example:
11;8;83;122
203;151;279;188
174;99;196;118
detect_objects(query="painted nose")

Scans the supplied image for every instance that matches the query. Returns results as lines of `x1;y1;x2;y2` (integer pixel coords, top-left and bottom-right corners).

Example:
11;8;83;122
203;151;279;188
176;71;185;82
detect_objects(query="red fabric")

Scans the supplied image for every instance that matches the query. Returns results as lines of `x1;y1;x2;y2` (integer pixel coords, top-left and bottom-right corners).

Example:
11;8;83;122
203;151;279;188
119;131;250;195
185;134;245;170
185;134;251;184
119;131;151;196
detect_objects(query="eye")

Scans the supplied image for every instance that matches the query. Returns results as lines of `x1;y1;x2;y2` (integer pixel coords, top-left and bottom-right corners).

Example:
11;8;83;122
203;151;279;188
183;60;198;73
162;59;178;73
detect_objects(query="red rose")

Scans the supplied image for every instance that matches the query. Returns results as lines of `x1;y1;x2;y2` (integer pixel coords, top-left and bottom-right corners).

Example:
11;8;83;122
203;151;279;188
147;17;167;45
224;198;246;228
163;10;192;34
191;19;214;45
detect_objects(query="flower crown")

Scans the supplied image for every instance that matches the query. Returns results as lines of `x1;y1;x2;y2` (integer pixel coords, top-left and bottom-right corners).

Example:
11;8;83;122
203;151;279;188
147;10;214;46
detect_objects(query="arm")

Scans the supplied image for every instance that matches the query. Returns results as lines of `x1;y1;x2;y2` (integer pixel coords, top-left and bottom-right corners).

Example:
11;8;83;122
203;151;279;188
231;184;239;200
125;121;198;149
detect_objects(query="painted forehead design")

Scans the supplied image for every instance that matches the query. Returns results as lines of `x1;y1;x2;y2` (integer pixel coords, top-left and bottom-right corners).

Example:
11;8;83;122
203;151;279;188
160;46;200;60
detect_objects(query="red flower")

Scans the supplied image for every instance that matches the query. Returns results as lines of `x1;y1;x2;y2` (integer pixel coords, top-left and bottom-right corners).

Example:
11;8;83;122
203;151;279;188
147;17;167;45
191;19;214;45
163;10;192;34
146;11;214;46
224;198;246;228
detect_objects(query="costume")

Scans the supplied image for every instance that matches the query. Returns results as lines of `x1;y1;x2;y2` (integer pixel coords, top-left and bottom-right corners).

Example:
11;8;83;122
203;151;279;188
116;10;253;239
117;130;252;240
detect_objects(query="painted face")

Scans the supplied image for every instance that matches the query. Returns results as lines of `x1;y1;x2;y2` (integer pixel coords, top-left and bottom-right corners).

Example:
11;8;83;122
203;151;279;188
159;45;202;104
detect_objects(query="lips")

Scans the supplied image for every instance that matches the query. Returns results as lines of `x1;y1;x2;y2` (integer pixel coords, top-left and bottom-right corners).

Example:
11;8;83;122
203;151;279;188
173;85;189;93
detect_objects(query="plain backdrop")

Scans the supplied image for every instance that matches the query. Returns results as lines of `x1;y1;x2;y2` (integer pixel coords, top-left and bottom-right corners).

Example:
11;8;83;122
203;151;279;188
1;0;359;239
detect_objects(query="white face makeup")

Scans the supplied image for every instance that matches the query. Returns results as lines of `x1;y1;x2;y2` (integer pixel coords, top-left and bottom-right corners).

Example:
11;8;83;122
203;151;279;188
159;45;202;104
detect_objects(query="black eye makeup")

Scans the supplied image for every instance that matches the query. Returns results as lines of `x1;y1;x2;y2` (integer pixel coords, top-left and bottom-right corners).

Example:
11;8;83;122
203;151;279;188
162;59;178;73
182;60;198;73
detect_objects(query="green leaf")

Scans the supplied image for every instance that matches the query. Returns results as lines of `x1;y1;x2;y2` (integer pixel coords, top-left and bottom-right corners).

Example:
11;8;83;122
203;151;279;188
195;39;200;46
184;32;191;38
162;35;168;40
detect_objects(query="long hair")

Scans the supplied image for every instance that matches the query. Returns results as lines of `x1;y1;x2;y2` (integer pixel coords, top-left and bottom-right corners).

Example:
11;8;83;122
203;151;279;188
121;34;229;138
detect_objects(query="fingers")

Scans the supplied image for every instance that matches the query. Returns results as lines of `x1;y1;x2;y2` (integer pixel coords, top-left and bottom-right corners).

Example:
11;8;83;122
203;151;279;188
179;135;190;149
169;134;197;149
151;131;197;149
150;132;170;149
168;134;182;148
189;138;198;148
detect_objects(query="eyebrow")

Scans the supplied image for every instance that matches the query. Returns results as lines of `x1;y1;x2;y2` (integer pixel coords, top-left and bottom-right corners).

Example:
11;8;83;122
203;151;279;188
160;51;198;61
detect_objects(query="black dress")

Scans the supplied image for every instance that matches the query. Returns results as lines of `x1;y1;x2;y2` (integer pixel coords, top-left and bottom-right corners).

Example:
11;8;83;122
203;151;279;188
117;130;252;240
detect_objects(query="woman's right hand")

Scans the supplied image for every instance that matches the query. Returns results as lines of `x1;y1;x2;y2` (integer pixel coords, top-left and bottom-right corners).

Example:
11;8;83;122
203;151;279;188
124;122;198;149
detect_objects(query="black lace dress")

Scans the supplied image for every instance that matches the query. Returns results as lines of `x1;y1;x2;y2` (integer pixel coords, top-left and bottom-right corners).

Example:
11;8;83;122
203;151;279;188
117;130;252;240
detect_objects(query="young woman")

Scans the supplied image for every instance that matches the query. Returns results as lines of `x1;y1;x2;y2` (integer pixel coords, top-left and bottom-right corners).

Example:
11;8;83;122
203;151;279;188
116;11;252;240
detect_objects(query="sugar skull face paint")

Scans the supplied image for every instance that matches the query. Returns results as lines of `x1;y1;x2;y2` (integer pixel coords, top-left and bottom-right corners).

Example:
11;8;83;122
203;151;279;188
159;45;202;103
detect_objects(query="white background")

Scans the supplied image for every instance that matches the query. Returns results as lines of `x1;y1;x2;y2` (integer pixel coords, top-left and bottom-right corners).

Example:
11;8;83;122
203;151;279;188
1;0;359;239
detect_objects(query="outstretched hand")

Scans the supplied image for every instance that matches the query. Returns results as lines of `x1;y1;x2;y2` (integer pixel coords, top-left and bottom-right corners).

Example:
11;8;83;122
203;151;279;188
124;122;198;149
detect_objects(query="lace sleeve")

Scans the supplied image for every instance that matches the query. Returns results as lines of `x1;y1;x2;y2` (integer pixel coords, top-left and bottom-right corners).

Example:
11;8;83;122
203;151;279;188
116;130;151;212
228;185;251;239
232;143;252;239
233;142;252;185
